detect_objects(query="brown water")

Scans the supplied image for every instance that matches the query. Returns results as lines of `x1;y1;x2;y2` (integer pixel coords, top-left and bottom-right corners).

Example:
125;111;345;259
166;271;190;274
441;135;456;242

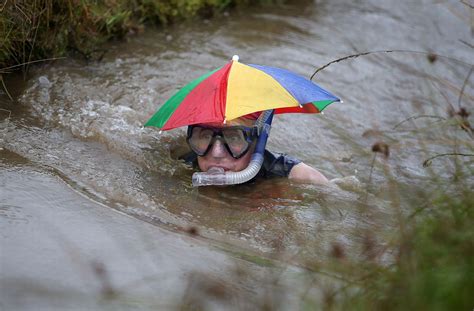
1;0;473;309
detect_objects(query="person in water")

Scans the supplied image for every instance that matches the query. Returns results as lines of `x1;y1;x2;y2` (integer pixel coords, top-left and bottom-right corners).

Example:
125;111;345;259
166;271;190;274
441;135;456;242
181;114;329;184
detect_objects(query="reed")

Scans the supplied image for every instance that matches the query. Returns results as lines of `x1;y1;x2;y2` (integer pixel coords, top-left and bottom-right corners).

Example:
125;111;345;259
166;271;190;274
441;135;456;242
0;0;274;69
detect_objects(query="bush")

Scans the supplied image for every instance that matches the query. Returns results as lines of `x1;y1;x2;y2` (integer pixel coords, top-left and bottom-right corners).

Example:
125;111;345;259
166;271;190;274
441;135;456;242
0;0;268;68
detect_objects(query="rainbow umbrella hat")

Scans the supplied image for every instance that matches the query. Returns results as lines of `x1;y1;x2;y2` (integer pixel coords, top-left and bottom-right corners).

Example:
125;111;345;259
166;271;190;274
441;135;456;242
145;56;341;130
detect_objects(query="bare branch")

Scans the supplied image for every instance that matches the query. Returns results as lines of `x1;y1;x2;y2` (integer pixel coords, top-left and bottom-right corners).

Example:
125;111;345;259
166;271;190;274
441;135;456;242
458;66;473;109
459;39;474;49
0;57;66;73
393;115;446;130
423;153;474;167
460;0;474;9
0;108;12;119
310;50;473;80
0;75;13;101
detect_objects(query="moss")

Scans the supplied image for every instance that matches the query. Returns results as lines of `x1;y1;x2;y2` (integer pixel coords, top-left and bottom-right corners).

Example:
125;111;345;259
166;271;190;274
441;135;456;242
0;0;276;69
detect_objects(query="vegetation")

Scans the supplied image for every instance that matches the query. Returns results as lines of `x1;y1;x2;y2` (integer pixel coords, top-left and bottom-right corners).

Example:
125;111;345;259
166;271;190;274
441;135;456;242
333;192;474;310
305;57;474;310
174;187;474;310
0;0;269;69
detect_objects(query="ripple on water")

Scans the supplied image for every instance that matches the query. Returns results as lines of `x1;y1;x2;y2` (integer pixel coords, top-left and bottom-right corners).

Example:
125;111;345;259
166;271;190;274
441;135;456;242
3;0;473;259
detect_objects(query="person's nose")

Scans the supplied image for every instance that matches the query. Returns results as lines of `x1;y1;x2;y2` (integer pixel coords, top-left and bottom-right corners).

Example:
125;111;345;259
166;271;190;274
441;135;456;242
209;139;228;158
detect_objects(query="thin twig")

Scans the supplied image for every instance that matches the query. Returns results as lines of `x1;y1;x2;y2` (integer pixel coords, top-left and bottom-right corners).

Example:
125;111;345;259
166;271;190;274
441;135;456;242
310;49;473;80
14;1;31;24
0;0;8;12
392;115;446;130
26;7;45;75
460;0;474;9
406;202;432;220
0;75;13;101
459;39;474;49
423;153;474;167
364;154;377;205
433;80;457;114
458;66;473;109
0;108;12;119
0;57;66;73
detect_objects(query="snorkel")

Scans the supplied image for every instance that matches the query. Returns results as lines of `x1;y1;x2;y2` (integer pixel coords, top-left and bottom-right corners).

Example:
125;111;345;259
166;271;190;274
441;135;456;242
192;110;274;186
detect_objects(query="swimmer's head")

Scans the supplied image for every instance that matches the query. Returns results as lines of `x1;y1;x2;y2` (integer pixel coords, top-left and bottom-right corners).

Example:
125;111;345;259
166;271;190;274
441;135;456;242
186;116;259;172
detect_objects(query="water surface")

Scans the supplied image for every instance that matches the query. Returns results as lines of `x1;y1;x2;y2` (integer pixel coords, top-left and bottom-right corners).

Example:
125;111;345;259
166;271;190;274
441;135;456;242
1;0;473;308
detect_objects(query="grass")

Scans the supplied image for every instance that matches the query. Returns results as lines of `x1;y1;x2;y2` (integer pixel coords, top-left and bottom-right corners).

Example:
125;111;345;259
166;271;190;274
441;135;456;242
0;0;275;70
302;51;474;309
177;186;473;310
0;0;280;98
332;192;474;310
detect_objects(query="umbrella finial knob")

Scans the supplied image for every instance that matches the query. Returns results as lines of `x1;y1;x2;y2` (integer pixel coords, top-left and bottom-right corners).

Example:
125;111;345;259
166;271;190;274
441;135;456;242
232;55;239;62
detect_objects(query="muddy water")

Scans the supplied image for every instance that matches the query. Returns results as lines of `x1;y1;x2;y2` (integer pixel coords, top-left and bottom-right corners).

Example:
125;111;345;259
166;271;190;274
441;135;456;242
1;0;473;308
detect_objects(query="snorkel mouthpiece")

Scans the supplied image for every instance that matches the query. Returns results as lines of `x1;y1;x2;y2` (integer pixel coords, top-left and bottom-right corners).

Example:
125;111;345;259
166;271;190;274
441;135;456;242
192;110;274;187
192;167;226;185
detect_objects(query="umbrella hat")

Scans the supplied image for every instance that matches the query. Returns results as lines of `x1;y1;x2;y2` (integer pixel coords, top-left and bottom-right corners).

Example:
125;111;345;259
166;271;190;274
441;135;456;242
145;56;341;131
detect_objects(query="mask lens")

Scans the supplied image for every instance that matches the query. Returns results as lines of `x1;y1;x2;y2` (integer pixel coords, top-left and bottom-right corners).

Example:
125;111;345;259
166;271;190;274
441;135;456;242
188;127;214;155
222;128;249;157
187;126;255;158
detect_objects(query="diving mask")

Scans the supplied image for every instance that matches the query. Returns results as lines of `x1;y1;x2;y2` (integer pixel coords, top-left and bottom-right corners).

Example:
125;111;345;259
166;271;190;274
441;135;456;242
186;125;258;159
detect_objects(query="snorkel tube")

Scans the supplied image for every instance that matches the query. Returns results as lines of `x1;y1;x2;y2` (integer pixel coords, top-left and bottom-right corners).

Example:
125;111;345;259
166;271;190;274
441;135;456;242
192;110;274;187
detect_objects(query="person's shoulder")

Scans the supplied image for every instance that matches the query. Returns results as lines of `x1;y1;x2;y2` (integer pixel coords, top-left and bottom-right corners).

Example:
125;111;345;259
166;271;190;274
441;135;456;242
262;150;301;177
264;150;300;163
288;162;329;184
262;150;328;183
